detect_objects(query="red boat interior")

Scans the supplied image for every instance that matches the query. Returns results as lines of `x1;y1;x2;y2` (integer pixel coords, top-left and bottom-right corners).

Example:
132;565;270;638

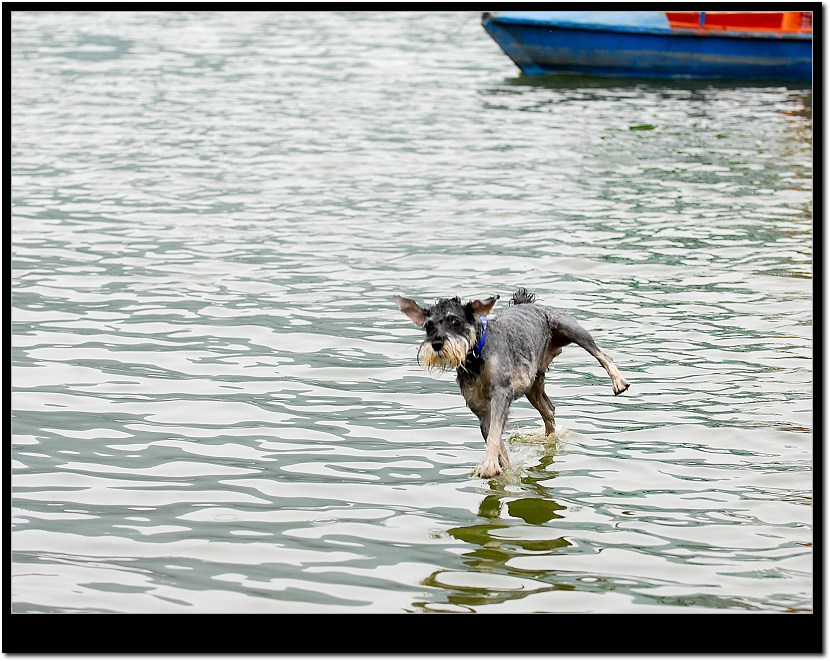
666;11;812;34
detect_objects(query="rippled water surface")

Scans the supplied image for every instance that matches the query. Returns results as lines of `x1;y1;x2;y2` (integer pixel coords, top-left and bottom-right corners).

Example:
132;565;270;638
11;11;812;614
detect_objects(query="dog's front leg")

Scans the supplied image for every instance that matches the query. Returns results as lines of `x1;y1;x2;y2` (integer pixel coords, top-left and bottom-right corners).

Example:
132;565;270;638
474;390;511;478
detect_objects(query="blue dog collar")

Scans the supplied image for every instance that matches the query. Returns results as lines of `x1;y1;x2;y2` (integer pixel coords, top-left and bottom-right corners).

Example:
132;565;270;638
473;316;488;358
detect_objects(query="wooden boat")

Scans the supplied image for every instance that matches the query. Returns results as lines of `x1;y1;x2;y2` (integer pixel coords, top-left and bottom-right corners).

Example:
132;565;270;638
481;11;812;81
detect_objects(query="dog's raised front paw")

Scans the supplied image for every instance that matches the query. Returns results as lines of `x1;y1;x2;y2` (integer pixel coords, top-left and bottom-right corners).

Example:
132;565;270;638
613;377;630;395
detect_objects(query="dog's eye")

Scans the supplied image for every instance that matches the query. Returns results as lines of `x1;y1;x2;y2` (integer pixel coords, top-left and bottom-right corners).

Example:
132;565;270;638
451;318;462;329
424;320;434;333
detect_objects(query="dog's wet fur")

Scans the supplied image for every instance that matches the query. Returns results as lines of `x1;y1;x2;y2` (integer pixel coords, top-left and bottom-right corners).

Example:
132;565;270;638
395;288;630;478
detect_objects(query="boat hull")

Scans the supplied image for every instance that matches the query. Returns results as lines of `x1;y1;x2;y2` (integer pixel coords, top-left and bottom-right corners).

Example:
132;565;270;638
482;12;812;81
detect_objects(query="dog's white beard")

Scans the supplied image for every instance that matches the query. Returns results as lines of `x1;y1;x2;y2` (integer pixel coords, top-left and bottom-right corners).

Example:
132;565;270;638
417;330;476;372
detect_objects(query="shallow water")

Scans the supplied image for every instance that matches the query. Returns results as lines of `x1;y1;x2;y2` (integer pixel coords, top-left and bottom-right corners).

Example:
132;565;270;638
11;11;812;614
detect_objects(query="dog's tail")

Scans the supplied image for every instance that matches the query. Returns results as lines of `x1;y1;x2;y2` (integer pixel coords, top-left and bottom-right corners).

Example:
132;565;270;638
510;288;537;305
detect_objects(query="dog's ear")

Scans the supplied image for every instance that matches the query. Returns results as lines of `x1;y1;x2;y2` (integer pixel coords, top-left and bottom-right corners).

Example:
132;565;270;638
469;295;500;317
394;295;427;326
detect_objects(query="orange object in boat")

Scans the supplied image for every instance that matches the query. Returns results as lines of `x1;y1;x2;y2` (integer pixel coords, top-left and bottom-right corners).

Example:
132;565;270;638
666;11;812;34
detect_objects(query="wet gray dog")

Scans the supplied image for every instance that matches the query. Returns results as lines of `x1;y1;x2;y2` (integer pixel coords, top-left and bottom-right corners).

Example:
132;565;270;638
394;289;630;478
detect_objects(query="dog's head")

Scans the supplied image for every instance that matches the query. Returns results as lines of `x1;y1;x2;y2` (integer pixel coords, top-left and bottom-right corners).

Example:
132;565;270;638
394;294;499;371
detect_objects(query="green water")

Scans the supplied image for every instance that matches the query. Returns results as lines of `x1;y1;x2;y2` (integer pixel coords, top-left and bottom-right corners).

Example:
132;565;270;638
11;11;812;614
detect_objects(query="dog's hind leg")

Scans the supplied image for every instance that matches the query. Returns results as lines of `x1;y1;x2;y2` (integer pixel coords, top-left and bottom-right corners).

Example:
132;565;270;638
526;373;556;435
549;312;630;395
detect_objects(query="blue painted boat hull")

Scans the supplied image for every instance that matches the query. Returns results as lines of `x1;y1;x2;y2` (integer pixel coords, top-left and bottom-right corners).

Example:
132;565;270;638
482;12;812;81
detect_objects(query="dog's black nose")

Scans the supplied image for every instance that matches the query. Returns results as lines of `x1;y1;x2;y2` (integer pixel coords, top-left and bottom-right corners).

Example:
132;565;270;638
431;339;444;352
